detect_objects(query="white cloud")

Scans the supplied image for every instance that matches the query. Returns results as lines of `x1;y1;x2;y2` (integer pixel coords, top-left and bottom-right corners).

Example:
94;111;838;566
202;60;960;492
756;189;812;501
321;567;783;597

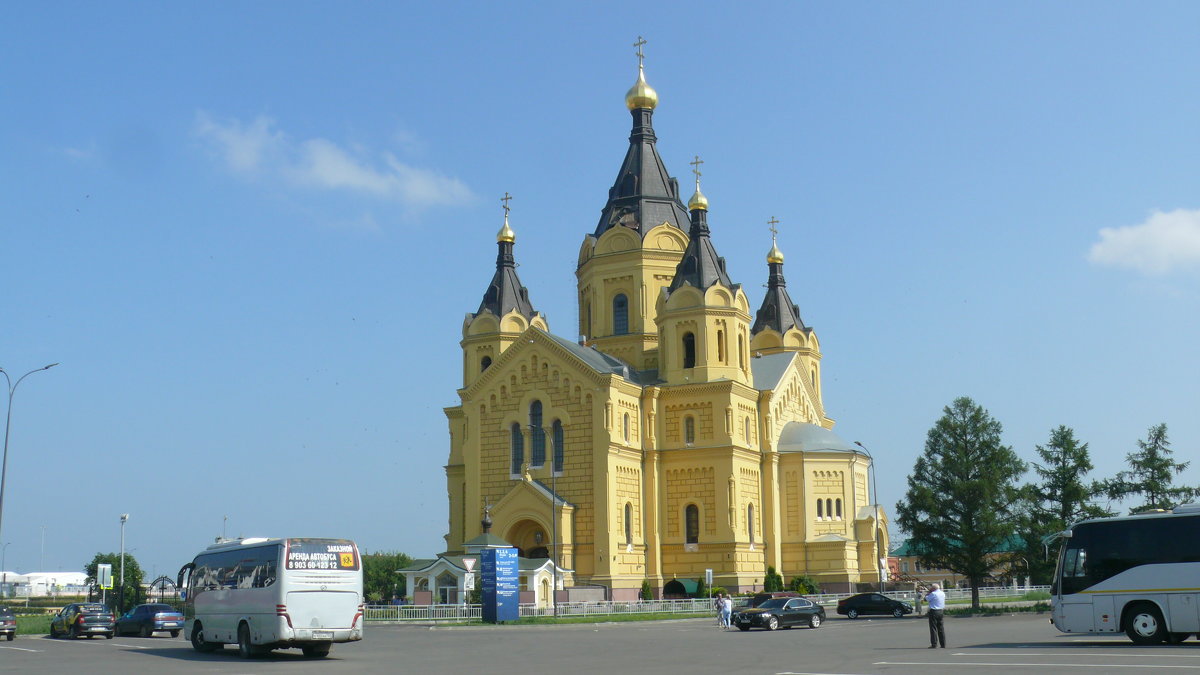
1088;208;1200;275
194;112;473;209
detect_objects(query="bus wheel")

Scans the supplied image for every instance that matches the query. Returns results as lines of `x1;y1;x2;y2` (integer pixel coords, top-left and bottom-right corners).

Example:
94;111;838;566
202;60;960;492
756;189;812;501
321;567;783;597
1167;632;1191;644
191;623;219;653
237;623;260;659
1125;603;1167;645
302;644;331;658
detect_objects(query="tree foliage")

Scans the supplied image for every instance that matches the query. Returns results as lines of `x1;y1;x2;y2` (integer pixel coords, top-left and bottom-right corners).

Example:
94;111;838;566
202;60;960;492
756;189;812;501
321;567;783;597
763;566;784;592
361;551;413;603
895;397;1026;608
1102;423;1198;513
640;579;653;600
787;574;820;594
85;552;144;613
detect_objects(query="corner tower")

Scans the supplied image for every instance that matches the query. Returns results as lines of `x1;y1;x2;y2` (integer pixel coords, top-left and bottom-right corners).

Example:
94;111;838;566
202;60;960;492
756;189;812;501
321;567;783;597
750;223;823;403
576;38;689;371
460;194;549;388
655;162;753;387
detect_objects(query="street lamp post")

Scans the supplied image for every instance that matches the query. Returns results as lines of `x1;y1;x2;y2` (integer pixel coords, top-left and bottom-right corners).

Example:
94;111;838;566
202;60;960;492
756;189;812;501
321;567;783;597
0;363;59;551
119;514;129;613
853;441;885;591
2;542;10;599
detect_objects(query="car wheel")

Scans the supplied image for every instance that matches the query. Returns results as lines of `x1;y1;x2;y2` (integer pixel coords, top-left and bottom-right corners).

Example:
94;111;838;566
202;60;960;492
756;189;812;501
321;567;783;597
766;616;779;631
738;625;750;631
191;622;219;653
1125;602;1167;645
237;623;258;659
170;630;180;638
810;614;822;629
49;624;57;638
105;633;113;640
140;625;151;638
893;607;904;618
70;625;79;640
847;608;859;619
302;644;331;658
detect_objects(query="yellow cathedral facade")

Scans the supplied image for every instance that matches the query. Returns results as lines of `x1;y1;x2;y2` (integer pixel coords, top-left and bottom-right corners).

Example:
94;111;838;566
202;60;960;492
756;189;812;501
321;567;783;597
441;46;889;601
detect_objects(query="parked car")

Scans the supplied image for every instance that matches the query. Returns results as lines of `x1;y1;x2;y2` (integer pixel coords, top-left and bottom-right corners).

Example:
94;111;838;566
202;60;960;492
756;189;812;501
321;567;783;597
733;596;825;631
116;603;185;638
49;603;115;639
836;592;914;619
0;606;15;640
748;591;801;608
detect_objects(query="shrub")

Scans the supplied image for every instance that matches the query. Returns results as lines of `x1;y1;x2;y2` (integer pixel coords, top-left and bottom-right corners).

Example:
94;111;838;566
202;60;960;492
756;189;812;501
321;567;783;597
640;579;653;600
788;574;820;594
764;566;784;592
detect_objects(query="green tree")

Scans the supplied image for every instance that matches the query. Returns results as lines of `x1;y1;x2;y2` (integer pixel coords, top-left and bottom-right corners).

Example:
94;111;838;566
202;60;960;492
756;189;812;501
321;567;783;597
895;396;1027;609
1014;426;1111;583
640;579;653;600
787;574;819;594
1102;423;1198;513
763;566;784;592
85;552;144;613
361;551;413;603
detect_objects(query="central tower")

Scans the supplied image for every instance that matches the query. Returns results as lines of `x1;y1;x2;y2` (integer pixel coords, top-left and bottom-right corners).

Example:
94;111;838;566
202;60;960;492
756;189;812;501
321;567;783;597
576;38;690;371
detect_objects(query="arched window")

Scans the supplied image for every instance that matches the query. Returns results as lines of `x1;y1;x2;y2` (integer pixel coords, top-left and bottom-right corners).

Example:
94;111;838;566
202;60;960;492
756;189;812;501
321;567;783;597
480;356;492;372
739;334;747;369
530;400;544;467
684;416;695;445
836;498;842;519
826;499;833;519
717;329;726;363
682;332;696;369
552;420;564;473
623;412;631;443
510;423;524;475
743;417;751;443
613;294;629;335
625;503;633;546
685;504;700;544
817;499;824;519
748;504;755;544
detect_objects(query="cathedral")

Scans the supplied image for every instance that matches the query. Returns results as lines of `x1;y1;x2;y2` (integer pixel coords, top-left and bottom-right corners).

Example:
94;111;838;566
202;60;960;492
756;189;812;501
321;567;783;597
440;45;889;601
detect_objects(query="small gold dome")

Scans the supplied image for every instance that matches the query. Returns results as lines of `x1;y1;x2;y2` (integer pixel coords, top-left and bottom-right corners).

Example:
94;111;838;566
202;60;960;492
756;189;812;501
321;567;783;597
688;186;708;211
767;241;784;264
625;66;658;111
496;215;515;243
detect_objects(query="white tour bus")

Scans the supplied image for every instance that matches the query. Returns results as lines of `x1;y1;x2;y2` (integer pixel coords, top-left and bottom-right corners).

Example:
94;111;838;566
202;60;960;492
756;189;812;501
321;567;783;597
1051;505;1200;644
177;537;364;658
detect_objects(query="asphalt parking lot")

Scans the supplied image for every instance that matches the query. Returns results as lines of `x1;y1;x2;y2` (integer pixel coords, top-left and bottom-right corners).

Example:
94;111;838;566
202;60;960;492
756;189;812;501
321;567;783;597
4;613;1200;674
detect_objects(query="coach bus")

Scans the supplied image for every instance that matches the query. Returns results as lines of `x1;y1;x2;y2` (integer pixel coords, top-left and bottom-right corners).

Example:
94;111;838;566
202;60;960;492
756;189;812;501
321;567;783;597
1051;505;1200;644
177;537;364;658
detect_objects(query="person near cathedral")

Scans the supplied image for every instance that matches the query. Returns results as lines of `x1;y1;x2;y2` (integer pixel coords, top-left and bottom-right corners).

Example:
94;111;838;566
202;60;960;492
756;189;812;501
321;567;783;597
925;583;946;648
719;593;733;630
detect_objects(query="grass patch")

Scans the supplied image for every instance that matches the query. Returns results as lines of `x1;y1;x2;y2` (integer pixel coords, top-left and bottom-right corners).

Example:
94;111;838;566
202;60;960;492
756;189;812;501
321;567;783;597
467;612;710;626
16;614;51;635
945;602;1051;616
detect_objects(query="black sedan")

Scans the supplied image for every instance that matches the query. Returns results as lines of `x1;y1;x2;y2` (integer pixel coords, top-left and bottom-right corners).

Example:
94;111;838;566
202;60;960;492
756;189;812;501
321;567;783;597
116;603;185;638
49;603;115;639
733;597;825;631
836;592;913;619
0;606;15;641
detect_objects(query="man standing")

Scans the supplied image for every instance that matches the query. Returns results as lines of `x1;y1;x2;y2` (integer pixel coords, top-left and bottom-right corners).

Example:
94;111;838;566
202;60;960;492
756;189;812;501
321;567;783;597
926;583;946;648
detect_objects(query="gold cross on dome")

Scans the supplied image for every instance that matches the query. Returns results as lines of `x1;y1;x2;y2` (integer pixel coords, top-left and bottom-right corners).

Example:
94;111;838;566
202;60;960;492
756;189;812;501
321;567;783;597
501;192;512;216
633;36;647;68
767;216;780;240
689;155;704;182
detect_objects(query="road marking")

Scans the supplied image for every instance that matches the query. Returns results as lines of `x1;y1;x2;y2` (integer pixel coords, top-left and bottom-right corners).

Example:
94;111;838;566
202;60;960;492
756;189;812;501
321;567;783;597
0;645;43;652
876;661;1200;669
959;652;1200;659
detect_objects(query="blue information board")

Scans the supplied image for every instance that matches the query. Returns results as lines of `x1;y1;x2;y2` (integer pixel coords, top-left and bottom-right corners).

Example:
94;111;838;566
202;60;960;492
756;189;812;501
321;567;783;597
481;547;519;623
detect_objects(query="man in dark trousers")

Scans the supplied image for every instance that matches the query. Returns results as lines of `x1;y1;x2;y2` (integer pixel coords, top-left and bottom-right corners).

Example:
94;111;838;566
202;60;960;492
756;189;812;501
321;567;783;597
926;583;946;648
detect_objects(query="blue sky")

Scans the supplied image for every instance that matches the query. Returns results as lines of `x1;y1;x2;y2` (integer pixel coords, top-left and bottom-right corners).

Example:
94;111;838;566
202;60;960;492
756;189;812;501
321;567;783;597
3;2;1199;580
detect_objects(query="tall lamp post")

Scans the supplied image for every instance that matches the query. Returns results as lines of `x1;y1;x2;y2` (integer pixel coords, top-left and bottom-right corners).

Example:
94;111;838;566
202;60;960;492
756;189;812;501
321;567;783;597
853;441;885;591
1;542;10;599
0;363;59;551
119;514;129;613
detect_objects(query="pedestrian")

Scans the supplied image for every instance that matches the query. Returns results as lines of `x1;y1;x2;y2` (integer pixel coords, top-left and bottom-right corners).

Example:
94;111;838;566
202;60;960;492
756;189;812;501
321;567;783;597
719;593;733;630
926;583;946;648
713;593;723;627
914;587;924;616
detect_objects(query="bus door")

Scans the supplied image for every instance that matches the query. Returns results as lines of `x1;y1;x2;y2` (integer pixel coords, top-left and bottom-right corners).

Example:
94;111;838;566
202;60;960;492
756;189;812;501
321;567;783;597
1056;545;1094;631
1092;595;1116;632
1168;593;1200;633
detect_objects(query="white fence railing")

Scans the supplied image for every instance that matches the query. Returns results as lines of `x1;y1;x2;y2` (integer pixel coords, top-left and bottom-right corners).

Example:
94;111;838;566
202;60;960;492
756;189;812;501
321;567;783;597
364;586;1051;624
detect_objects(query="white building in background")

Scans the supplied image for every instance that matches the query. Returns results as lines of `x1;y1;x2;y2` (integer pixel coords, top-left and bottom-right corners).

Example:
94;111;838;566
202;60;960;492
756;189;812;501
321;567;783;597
1;571;89;597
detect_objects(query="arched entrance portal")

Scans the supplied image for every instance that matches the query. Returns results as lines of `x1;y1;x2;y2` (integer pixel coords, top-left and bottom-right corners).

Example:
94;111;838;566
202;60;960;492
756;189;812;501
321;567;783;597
505;518;549;559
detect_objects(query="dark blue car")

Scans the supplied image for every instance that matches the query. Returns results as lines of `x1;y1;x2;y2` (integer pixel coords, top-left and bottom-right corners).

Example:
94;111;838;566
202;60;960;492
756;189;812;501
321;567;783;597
116;603;185;638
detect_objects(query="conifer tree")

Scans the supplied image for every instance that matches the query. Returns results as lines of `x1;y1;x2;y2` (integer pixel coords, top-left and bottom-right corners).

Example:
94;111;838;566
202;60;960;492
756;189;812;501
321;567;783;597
1103;423;1198;513
896;397;1026;608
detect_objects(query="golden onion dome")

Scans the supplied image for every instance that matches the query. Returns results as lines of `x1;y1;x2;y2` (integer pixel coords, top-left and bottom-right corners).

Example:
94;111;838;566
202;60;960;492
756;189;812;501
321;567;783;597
688;185;708;211
625;65;658;111
496;215;515;243
767;240;785;264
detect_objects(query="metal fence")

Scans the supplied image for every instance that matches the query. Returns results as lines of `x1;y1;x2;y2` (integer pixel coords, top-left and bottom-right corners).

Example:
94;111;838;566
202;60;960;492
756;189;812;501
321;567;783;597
364;586;1050;624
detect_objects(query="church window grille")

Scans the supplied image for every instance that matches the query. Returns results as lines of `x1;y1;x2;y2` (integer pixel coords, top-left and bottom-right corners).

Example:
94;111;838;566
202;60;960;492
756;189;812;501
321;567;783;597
682;332;696;369
552;420;564;474
530;400;545;467
684;416;695;445
613;294;629;335
480;356;492;372
625;503;633;546
510;423;524;476
685;504;700;544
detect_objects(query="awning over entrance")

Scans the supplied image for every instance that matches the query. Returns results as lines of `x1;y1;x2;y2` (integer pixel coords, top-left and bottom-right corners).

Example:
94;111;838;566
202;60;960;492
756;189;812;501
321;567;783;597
662;578;699;597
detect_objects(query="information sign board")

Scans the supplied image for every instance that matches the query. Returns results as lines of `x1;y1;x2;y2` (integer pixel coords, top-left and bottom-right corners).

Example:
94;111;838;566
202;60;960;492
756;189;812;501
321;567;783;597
98;563;113;590
481;547;519;623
